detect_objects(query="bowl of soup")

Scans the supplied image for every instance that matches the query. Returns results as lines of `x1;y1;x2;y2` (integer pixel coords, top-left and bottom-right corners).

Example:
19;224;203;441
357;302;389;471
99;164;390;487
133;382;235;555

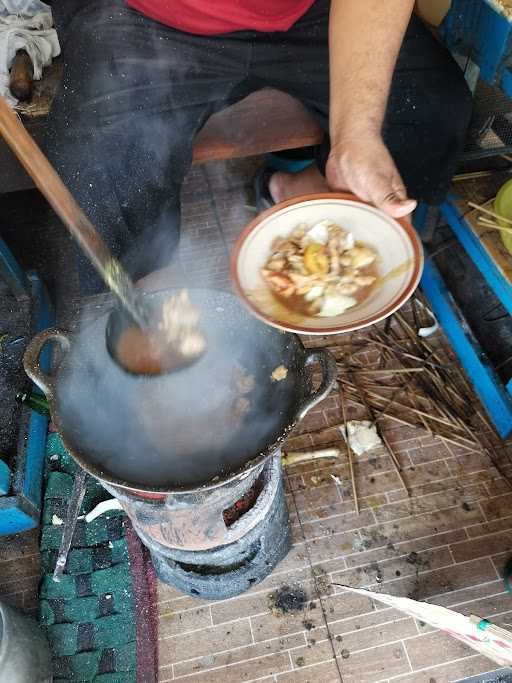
230;193;423;335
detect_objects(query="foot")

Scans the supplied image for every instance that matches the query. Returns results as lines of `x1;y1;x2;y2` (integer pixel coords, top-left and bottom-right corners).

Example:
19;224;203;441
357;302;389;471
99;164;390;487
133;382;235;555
268;165;330;203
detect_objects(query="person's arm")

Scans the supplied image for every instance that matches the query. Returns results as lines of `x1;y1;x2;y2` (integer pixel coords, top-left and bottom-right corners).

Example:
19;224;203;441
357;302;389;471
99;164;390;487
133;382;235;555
326;0;417;218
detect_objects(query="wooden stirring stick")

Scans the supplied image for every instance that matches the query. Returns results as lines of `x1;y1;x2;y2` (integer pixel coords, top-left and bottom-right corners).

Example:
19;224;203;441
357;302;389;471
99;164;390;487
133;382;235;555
468;201;512;226
477;217;512;235
0;97;146;328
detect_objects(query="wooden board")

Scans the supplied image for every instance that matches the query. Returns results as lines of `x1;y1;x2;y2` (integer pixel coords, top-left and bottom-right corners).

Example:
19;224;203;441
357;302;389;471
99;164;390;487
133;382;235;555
192;89;324;163
455;196;512;285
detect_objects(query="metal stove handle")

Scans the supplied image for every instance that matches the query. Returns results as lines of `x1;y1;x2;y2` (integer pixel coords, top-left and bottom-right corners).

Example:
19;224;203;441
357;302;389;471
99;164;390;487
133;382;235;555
297;348;337;421
23;327;71;400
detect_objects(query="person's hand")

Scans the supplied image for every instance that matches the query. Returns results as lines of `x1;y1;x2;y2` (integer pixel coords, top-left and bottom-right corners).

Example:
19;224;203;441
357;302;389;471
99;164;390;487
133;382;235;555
326;134;417;218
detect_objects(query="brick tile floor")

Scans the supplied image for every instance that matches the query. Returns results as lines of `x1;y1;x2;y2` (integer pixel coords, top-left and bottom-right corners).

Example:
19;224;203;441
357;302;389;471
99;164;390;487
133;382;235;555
1;158;512;682
156;398;512;682
156;159;512;682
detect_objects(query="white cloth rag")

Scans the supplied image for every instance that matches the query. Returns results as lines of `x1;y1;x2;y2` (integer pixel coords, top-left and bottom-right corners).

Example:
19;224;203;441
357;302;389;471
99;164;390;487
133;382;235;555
0;0;60;105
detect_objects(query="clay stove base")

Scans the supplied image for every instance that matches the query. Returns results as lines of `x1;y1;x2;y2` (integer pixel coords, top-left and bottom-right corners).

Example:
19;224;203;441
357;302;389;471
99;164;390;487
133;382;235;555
107;455;292;600
150;471;291;600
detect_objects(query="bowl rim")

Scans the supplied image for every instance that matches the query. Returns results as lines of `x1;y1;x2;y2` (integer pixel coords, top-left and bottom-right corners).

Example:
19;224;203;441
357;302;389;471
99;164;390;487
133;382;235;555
230;192;424;335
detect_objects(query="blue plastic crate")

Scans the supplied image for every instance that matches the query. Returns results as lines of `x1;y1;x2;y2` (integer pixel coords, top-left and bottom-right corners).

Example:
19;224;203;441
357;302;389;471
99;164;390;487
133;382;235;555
441;0;512;93
0;272;54;535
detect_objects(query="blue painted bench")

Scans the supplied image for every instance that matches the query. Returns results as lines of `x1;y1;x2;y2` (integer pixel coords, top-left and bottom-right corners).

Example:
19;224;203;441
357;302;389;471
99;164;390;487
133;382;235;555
0;238;54;535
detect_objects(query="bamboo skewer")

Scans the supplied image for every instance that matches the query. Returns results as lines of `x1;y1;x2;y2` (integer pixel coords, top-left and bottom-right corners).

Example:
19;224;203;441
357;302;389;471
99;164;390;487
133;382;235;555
442;439;456;458
336;366;427;378
360;336;449;370
477;218;512;235
373;385;407;421
342;374;464;416
338;392;480;453
352;380;410;497
393;314;475;421
477;216;506;228
453;170;495;181
336;367;426;375
381;434;410;494
468;201;512;226
339;380;478;439
339;384;359;515
341;382;469;431
407;382;432;435
299;295;512;502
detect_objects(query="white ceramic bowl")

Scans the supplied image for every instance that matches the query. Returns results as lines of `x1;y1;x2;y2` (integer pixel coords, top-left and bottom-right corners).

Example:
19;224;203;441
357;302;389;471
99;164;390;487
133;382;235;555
231;193;423;335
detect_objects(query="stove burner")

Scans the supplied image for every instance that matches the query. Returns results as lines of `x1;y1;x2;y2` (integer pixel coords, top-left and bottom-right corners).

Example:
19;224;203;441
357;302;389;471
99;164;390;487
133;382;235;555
105;453;291;599
223;472;265;527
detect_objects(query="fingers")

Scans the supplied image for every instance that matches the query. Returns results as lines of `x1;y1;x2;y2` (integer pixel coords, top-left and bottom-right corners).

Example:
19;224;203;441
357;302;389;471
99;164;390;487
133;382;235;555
325;146;417;218
369;168;417;217
379;190;417;218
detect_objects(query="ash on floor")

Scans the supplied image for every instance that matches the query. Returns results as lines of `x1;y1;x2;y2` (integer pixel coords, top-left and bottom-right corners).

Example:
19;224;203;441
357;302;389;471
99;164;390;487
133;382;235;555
268;585;308;617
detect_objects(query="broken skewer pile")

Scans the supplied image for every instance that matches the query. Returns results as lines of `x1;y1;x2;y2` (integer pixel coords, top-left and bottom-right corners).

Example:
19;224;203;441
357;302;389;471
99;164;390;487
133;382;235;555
468;201;512;235
284;294;512;515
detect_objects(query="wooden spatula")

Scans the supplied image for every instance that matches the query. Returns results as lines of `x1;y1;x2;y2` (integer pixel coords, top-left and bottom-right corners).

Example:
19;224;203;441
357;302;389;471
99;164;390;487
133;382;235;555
0;97;205;372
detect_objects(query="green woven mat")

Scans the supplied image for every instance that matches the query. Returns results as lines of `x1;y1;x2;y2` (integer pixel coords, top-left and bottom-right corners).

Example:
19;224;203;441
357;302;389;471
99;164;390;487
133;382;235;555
39;433;137;682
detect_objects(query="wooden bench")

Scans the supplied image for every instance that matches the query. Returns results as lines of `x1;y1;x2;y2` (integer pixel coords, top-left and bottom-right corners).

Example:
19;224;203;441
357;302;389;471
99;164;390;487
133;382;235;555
193;89;323;163
1;62;323;193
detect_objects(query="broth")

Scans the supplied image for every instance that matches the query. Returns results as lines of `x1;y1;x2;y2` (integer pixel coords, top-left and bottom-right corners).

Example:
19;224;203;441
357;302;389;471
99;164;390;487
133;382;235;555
113;289;206;376
115;326;179;375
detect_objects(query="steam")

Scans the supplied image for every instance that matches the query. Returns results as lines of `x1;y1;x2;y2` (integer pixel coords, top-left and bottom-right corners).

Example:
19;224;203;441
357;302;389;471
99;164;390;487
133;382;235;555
58;290;294;489
51;4;294;490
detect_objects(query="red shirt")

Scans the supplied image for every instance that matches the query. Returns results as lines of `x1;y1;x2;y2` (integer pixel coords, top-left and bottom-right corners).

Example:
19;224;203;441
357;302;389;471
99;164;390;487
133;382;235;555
126;0;316;35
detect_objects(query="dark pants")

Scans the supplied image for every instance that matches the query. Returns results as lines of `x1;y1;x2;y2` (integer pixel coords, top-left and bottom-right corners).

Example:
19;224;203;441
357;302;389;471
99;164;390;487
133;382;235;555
46;0;472;294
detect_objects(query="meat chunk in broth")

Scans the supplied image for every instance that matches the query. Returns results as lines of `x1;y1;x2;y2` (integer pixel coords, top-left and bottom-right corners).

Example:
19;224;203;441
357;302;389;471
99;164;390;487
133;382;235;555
261;221;378;317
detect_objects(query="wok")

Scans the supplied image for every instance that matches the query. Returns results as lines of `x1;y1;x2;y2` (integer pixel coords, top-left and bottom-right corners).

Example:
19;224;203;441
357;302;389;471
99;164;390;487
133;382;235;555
24;289;336;494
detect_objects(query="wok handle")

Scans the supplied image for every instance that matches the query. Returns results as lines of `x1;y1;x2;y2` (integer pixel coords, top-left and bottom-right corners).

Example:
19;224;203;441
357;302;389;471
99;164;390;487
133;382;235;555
23;328;71;400
297;348;337;420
